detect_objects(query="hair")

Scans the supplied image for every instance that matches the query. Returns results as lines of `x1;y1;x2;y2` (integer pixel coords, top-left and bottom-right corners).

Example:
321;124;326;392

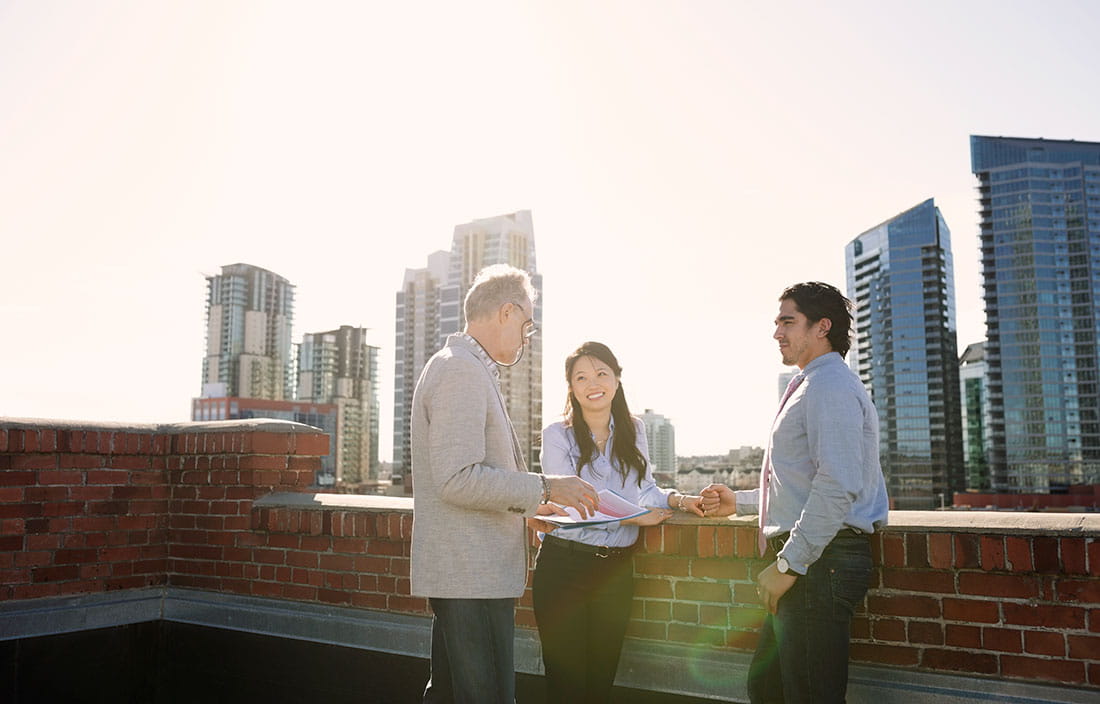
779;281;853;357
463;264;537;322
563;341;647;486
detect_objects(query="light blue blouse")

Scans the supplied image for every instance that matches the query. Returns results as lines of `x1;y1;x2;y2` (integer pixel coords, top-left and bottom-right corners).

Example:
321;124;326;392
540;416;674;548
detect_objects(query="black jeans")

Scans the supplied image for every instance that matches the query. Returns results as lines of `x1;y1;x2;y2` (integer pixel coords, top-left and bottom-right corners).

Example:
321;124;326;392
422;597;517;704
532;536;635;704
747;532;873;704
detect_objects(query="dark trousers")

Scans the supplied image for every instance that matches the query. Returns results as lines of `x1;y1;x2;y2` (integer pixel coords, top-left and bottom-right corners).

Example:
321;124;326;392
531;537;635;704
747;533;873;704
422;597;516;704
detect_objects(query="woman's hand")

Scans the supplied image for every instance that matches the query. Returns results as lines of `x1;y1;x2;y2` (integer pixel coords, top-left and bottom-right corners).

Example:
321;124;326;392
622;508;674;526
668;493;707;516
680;495;707;516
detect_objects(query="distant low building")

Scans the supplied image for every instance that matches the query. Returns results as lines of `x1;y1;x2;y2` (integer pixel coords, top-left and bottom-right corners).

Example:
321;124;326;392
953;484;1100;511
191;396;338;486
676;447;763;494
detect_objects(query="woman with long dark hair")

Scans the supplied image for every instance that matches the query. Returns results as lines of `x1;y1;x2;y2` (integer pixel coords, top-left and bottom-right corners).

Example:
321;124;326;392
531;341;705;702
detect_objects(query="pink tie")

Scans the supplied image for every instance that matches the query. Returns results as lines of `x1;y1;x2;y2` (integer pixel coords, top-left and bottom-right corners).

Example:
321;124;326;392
758;373;805;556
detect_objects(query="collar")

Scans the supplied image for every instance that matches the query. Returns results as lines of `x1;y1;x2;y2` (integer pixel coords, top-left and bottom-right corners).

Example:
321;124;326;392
589;414;616;441
800;351;844;377
452;333;500;381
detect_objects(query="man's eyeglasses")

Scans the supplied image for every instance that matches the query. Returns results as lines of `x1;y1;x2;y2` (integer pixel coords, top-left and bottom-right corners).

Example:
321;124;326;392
512;302;539;339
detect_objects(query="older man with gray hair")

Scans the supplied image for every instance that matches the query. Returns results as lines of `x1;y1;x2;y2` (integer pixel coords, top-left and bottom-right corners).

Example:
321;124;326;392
411;263;599;704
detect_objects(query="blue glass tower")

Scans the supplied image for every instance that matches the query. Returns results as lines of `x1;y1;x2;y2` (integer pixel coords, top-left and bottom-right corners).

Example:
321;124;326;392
971;136;1100;492
846;199;965;509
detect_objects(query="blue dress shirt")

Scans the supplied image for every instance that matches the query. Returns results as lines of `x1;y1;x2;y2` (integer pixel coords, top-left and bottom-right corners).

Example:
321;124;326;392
540;416;673;548
736;352;889;574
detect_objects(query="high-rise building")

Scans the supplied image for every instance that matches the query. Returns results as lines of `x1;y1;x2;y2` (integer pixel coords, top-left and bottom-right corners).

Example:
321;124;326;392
392;251;449;484
298;326;380;486
201;263;295;400
639;408;676;480
959;341;991;491
971;135;1100;492
392;211;543;489
845;199;965;509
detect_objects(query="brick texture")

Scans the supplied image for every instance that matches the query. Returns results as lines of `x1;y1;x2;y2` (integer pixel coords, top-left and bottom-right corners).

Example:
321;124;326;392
3;421;1099;691
0;423;322;602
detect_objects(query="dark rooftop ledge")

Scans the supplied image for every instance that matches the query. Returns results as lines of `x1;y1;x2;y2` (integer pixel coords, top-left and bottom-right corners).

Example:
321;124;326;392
257;492;1100;536
2;587;1095;704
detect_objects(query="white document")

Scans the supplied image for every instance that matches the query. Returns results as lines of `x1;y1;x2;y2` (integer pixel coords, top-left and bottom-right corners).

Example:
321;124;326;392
541;489;649;528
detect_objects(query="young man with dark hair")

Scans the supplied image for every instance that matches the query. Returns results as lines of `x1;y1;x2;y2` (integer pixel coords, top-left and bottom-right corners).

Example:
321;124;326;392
702;281;889;704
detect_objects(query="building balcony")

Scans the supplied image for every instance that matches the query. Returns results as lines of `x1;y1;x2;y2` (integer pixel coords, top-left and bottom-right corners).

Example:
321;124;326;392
1;418;1098;703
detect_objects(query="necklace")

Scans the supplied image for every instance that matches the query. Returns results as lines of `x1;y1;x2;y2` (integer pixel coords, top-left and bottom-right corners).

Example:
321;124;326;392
594;432;609;453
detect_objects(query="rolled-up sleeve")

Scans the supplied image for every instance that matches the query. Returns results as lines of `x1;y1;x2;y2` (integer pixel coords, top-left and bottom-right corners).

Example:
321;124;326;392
734;488;760;515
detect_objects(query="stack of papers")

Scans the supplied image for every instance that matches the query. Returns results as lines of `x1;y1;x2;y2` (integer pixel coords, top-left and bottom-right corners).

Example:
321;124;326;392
541;489;649;528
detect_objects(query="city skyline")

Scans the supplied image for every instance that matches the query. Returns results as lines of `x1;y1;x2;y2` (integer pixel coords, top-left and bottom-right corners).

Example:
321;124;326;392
4;2;1100;457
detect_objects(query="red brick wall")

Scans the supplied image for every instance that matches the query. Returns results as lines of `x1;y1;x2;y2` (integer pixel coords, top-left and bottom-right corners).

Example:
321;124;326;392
853;529;1100;685
214;501;1100;690
247;504;419;612
0;422;324;601
628;521;1100;688
2;419;1098;690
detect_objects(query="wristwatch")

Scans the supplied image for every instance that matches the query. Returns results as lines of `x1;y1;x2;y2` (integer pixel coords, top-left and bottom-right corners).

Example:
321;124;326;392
776;556;792;574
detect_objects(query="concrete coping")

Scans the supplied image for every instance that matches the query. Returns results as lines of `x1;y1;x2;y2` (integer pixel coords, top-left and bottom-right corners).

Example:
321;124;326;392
0;417;324;435
254;492;1100;536
254;492;414;512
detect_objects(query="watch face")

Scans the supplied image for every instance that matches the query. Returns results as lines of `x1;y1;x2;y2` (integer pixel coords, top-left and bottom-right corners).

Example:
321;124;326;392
777;557;789;574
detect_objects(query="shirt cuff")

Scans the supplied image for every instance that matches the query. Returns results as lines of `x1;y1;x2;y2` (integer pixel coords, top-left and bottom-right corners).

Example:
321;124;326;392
777;540;811;575
733;488;759;515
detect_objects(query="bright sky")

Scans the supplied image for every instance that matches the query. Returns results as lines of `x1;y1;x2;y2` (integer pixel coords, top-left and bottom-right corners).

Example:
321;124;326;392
4;1;1100;458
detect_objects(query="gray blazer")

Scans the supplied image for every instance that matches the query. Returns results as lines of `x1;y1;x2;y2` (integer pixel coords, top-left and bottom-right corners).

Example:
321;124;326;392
410;334;543;599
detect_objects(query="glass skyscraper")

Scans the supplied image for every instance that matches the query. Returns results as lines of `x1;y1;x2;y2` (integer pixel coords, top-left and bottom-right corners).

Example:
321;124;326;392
846;199;964;509
971;135;1100;492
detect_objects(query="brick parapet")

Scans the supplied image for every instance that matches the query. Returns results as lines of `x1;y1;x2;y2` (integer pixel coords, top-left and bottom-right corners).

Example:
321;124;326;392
3;417;1098;691
1;418;325;602
232;496;1100;690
